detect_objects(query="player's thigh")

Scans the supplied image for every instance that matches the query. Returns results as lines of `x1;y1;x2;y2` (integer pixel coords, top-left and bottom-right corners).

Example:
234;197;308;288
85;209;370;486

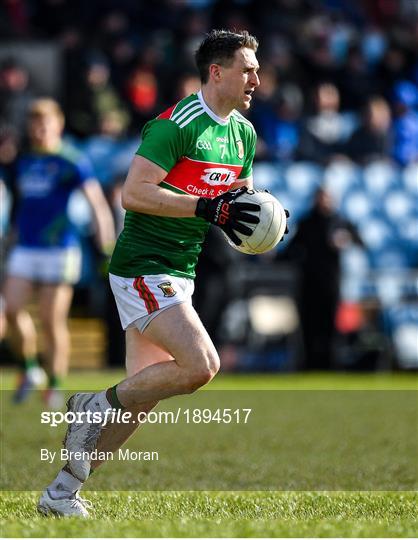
125;326;173;377
38;283;73;325
143;302;219;373
2;276;34;315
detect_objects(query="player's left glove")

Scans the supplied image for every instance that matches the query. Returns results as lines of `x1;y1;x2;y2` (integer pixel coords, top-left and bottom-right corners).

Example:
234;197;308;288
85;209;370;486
195;187;260;246
281;209;290;241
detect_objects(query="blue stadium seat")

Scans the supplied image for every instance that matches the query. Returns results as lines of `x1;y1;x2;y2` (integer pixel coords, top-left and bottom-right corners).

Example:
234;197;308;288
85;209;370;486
252;162;284;192
383;303;418;368
399;214;418;245
273;189;310;223
402;163;418;197
396;214;418;267
340;246;370;301
361;160;401;197
284;162;322;199
383;189;414;223
357;216;398;264
371;248;409;271
323;160;361;204
376;273;406;306
340;189;373;223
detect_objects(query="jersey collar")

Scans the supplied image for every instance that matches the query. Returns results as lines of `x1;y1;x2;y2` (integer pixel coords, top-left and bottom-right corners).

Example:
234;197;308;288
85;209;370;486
197;90;229;126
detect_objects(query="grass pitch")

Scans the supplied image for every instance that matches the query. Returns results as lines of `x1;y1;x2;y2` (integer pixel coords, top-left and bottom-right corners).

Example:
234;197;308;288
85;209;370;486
1;370;417;537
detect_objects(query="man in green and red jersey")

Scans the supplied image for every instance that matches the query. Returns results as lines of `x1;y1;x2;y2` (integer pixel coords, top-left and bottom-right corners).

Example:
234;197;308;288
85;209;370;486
39;29;263;517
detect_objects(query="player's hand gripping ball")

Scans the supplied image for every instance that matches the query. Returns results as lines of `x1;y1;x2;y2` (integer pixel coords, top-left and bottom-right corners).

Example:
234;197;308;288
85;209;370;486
222;189;289;254
195;186;261;246
195;187;289;254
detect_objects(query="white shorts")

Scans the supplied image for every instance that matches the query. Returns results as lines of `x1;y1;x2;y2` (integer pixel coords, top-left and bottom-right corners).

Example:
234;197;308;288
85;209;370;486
6;246;81;285
109;273;194;333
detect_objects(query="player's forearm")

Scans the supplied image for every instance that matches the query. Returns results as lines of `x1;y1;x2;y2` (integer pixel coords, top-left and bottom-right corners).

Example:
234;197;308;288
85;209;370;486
121;182;199;218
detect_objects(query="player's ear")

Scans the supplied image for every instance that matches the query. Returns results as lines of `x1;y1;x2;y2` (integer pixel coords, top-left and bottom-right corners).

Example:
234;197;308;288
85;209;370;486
209;63;222;82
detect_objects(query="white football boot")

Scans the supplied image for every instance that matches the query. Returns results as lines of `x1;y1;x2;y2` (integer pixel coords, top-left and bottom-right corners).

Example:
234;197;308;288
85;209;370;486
38;489;92;517
63;392;107;481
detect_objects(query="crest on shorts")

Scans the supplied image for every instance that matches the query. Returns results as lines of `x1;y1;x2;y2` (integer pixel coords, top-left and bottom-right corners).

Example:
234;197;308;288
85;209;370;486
236;140;244;160
158;281;177;297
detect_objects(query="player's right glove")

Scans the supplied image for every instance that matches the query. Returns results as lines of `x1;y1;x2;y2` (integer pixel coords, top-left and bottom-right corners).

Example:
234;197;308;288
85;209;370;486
195;187;260;246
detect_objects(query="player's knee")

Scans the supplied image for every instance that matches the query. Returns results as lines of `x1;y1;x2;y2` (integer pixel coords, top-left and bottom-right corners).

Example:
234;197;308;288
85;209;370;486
186;351;220;392
208;351;220;378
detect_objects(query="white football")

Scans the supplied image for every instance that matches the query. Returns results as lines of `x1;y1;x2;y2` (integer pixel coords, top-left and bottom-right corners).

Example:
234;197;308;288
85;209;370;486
223;190;287;254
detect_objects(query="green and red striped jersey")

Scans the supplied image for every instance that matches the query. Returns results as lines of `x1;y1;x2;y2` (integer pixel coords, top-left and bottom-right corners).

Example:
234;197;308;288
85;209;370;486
109;91;257;279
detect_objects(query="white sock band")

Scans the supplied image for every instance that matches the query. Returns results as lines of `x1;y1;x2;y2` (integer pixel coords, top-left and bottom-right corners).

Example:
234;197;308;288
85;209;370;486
49;469;83;496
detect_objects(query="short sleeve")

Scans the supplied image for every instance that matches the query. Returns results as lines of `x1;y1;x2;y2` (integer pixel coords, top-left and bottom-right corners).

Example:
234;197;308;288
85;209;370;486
238;127;257;179
136;119;184;172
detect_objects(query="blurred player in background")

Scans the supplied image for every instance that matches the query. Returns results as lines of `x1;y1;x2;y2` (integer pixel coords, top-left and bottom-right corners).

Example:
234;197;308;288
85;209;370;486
39;29;271;517
2;98;115;407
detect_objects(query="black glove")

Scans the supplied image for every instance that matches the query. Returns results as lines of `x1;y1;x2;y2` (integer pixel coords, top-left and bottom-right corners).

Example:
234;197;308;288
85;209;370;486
281;209;290;241
195;187;260;246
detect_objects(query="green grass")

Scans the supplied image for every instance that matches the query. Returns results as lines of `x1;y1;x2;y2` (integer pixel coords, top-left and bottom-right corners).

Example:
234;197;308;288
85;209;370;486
1;370;417;537
2;368;418;391
1;491;417;537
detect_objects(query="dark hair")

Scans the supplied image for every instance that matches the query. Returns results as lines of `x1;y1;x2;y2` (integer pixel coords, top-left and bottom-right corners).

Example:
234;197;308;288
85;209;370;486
195;29;258;83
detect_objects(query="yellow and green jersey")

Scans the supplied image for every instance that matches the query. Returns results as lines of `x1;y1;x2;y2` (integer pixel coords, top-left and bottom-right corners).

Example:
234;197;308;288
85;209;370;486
109;91;256;279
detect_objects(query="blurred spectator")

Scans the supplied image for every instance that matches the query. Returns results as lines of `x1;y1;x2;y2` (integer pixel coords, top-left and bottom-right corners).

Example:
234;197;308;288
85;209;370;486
66;53;130;138
375;45;409;99
81;111;128;188
391;80;418;166
338;45;376;110
346;96;392;164
176;8;210;64
298;11;341;87
125;64;159;129
251;79;303;161
271;84;303;161
296;82;350;164
249;66;281;160
0;58;34;140
361;25;387;67
81;109;140;193
173;72;201;102
123;41;169;129
283;187;363;370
